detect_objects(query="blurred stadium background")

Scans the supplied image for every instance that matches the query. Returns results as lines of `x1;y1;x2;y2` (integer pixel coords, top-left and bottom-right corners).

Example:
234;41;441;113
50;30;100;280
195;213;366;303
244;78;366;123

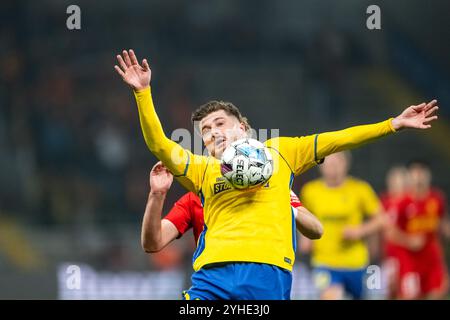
0;0;449;299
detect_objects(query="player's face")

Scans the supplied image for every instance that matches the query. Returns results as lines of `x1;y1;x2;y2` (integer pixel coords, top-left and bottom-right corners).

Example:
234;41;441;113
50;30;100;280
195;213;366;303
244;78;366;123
199;110;246;158
408;164;431;191
320;152;349;185
386;167;409;196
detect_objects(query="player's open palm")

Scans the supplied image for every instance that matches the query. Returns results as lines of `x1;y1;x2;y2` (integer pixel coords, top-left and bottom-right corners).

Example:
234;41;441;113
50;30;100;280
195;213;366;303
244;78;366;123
114;49;151;91
392;100;439;130
149;161;173;195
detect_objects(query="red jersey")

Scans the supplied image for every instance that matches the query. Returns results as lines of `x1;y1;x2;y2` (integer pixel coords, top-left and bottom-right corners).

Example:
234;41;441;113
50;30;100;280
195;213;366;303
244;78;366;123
380;191;406;257
395;188;447;261
387;188;448;297
380;192;404;224
165;191;302;244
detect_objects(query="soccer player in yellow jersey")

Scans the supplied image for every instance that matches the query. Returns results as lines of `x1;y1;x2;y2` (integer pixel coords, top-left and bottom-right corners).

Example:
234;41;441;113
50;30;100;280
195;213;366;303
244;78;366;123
114;49;439;300
300;151;384;299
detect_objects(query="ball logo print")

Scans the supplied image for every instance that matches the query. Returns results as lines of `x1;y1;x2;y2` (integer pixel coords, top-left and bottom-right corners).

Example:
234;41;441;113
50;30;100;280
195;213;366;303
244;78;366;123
221;138;273;190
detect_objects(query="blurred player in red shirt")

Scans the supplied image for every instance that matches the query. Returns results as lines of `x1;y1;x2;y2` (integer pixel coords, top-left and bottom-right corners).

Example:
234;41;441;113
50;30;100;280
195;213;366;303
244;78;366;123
380;166;410;299
142;161;323;253
384;160;450;299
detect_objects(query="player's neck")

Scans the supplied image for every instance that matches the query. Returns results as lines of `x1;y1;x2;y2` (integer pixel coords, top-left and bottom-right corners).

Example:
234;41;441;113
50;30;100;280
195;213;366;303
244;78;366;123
389;189;404;199
324;177;346;188
411;186;430;199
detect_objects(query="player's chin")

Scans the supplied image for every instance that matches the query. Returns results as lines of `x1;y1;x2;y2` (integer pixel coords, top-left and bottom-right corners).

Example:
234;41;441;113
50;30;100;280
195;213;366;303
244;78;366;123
214;149;224;159
214;145;227;159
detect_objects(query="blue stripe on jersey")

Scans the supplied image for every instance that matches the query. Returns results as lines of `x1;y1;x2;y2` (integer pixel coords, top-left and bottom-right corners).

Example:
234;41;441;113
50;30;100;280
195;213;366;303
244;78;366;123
289;172;294;189
314;134;319;162
289;172;296;253
192;224;207;264
199;190;205;207
291;206;297;253
183;152;190;176
173;152;190;177
314;134;324;164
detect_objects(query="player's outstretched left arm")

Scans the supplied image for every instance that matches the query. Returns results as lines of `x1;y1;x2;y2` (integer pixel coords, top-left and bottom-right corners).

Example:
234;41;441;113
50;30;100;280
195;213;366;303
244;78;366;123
267;101;439;176
316;100;440;159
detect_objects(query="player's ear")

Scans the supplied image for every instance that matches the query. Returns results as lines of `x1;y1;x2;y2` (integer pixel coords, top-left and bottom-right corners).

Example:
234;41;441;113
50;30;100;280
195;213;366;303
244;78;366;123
194;120;203;136
238;122;246;134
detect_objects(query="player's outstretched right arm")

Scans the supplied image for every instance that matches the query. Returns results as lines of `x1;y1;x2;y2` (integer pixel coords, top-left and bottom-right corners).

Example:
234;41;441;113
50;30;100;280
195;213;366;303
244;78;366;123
114;50;204;192
114;49;184;168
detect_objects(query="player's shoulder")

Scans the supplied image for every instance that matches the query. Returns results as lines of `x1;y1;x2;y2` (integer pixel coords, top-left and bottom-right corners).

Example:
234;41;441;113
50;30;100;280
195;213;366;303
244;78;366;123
177;192;201;205
187;191;202;204
264;137;284;149
301;178;323;192
264;136;309;150
396;193;414;208
178;192;192;202
174;192;203;220
429;188;446;202
346;176;374;189
379;191;389;202
429;187;444;196
264;136;311;146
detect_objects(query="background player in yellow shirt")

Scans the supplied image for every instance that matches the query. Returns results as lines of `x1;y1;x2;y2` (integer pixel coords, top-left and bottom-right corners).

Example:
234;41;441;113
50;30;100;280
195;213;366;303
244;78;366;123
300;151;385;299
114;49;439;300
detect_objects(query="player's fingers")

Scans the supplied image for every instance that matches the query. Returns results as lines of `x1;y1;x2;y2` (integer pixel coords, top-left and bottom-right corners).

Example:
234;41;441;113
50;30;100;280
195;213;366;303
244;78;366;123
422;101;435;114
413;102;426;112
129;49;139;66
426;99;438;109
142;59;150;71
123;50;132;67
425;106;439;117
114;65;125;78
151;161;163;172
424;115;438;124
117;55;127;71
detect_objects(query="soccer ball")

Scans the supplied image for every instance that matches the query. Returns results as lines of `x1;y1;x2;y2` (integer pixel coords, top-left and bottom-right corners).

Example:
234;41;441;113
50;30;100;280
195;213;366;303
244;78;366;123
220;138;273;190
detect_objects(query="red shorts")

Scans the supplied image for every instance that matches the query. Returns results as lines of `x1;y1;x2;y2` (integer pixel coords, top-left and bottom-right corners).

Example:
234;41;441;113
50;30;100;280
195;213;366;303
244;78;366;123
386;242;448;299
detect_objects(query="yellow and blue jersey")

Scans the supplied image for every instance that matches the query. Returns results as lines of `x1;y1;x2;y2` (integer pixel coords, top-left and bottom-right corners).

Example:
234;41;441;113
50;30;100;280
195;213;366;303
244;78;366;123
133;87;395;272
300;177;381;269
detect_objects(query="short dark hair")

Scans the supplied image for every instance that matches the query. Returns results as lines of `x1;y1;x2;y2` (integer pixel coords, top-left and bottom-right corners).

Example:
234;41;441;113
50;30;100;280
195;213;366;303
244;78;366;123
191;100;251;131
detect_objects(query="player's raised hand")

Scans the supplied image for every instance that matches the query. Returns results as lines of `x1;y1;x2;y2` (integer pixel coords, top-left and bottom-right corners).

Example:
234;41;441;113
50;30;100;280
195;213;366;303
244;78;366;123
391;100;439;130
149;161;173;195
114;49;151;91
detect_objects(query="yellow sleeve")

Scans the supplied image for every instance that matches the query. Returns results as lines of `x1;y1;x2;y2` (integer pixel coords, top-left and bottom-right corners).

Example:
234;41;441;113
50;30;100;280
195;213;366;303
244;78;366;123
265;119;396;176
357;181;381;217
265;135;317;175
133;87;206;193
315;119;396;161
